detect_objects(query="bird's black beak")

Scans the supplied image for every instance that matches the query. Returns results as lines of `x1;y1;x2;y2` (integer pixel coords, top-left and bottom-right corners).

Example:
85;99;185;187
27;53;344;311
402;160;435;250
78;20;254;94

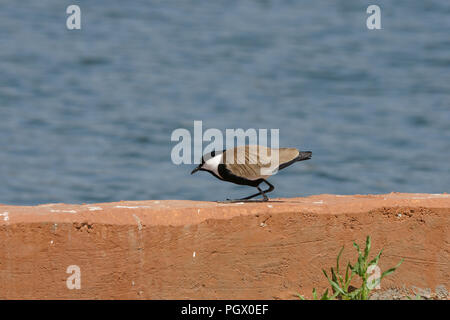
191;166;201;175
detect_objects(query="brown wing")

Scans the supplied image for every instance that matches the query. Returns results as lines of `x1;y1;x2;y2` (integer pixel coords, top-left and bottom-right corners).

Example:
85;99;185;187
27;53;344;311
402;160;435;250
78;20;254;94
223;146;300;180
278;148;300;164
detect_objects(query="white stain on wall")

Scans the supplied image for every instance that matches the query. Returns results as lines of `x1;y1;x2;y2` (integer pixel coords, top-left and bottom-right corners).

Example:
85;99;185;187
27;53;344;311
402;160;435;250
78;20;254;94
115;205;151;209
50;209;77;213
0;212;9;221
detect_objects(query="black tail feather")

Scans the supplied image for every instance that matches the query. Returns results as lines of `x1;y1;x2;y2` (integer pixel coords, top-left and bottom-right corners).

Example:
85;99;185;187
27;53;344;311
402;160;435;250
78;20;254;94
297;151;312;161
278;151;312;171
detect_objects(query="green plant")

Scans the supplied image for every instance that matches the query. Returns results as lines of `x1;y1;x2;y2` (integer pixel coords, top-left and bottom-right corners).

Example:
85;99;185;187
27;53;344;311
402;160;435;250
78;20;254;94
406;294;423;300
299;236;403;300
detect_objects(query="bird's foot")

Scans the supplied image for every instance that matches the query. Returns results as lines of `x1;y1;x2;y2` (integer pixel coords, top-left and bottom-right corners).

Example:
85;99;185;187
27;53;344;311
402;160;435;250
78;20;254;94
217;199;245;203
218;197;269;203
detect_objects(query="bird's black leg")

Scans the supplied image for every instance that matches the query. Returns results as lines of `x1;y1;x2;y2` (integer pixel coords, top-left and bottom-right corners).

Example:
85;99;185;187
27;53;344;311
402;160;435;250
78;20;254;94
239;186;266;201
254;179;274;201
224;180;275;202
262;179;275;195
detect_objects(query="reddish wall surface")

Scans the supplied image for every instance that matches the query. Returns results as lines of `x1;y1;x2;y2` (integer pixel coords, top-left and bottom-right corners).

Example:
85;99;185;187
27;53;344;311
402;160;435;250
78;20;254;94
0;193;448;299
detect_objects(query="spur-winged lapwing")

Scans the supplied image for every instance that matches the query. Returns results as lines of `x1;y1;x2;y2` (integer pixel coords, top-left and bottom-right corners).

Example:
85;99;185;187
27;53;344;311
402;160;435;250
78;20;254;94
191;145;312;201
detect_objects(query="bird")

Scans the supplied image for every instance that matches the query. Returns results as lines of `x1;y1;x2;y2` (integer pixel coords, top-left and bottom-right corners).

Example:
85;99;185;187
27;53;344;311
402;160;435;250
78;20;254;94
191;145;312;201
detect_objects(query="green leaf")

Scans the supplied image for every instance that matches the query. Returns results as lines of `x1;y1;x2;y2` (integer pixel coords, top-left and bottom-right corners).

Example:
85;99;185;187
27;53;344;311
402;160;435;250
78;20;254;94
364;236;371;261
320;288;329;300
323;271;346;296
380;259;403;279
336;246;344;273
344;263;350;283
344;264;354;290
330;290;340;300
353;240;366;276
348;262;357;277
331;267;338;283
359;258;365;276
368;249;383;267
350;260;359;275
353;241;362;257
348;287;363;300
353;255;364;276
336;246;345;286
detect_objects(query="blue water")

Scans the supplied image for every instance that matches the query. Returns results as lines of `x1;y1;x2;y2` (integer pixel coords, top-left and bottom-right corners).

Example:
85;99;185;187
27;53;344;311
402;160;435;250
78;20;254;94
0;0;449;205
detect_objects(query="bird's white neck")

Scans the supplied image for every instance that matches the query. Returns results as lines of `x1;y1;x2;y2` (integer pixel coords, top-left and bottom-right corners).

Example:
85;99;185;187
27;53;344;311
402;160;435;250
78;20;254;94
203;153;223;178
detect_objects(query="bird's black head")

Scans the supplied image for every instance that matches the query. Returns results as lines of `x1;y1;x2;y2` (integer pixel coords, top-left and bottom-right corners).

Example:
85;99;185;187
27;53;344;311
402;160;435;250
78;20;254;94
190;150;219;175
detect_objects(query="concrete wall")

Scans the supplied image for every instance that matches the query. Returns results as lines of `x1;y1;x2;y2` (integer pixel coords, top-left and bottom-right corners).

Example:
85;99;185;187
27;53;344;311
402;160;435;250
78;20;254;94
0;193;448;299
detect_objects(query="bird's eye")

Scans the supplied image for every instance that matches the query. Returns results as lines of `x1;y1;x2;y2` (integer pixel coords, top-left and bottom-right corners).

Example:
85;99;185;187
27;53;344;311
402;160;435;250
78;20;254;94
211;150;215;157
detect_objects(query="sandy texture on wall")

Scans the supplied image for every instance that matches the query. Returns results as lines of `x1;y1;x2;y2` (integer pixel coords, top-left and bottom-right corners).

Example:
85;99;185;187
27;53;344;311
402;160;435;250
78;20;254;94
0;193;448;299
